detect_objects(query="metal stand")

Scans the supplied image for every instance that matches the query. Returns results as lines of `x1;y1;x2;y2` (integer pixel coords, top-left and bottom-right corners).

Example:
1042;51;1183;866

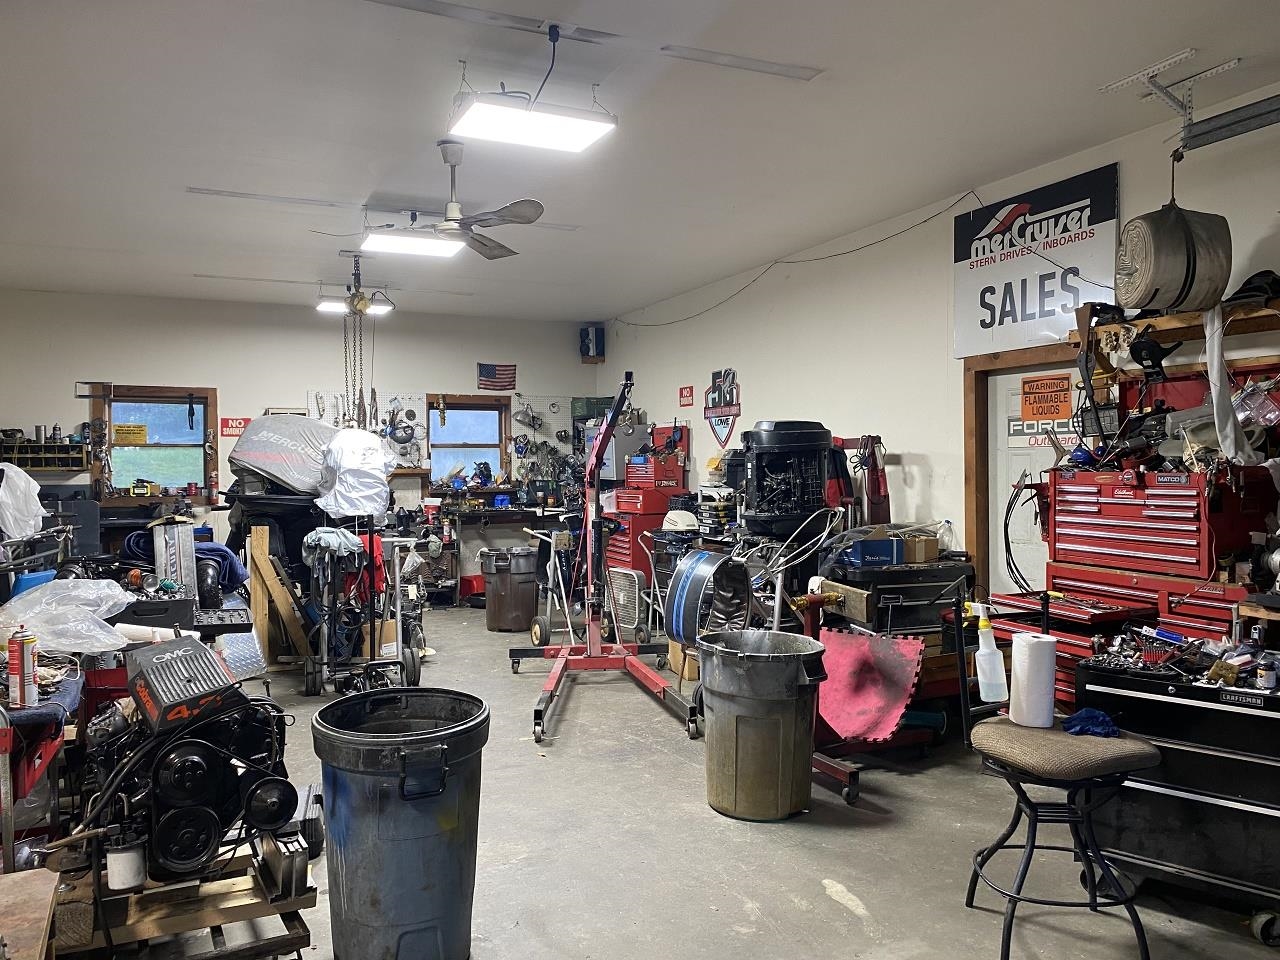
509;372;697;742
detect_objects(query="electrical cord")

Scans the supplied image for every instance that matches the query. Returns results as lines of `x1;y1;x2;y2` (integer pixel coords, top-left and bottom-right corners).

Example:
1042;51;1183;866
618;183;1117;330
532;25;559;106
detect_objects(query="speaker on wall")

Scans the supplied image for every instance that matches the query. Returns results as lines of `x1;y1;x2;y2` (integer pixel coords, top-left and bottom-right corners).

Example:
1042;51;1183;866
579;324;605;362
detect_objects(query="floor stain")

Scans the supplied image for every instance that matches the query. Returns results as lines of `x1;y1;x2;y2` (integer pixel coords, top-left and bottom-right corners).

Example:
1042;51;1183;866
822;878;879;938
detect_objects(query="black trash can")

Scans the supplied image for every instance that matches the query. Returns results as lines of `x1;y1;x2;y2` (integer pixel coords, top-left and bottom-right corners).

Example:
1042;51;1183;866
481;546;539;632
312;688;491;960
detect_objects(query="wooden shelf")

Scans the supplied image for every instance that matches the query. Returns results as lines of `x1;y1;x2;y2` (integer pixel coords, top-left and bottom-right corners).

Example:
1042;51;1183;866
0;440;89;473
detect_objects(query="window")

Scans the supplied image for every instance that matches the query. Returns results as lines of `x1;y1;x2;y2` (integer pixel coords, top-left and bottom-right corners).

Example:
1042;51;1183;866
426;395;508;479
90;384;218;500
111;400;206;488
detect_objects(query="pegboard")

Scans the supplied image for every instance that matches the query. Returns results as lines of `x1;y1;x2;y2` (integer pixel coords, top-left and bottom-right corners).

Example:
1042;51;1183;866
509;393;575;483
305;389;431;469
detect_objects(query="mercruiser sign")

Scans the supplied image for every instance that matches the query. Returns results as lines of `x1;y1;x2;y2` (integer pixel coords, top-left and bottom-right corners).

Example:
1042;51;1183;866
953;164;1117;358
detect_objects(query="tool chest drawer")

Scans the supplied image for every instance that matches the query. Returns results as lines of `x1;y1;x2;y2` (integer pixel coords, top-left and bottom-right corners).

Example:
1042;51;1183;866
1048;468;1275;579
1047;562;1247;641
990;611;1101;711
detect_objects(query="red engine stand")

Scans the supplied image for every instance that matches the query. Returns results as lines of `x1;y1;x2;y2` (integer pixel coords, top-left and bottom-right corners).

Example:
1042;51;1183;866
508;372;697;743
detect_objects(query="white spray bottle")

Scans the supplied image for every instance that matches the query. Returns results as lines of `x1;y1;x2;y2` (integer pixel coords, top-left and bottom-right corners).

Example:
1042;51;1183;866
967;602;1008;703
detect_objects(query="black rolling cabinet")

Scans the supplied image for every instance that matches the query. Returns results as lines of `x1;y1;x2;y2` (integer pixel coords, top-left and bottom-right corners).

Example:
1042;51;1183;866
1076;664;1280;921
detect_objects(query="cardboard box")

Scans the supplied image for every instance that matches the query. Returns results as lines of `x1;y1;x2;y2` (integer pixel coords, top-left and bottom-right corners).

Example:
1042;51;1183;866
838;525;905;567
668;638;699;681
361;620;400;659
902;535;940;564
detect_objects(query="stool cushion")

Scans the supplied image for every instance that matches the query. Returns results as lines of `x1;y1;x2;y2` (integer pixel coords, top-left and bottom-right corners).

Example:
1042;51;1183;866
971;716;1161;781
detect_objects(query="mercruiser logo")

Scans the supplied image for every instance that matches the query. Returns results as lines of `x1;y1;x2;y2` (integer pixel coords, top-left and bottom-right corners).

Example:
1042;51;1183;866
970;198;1094;260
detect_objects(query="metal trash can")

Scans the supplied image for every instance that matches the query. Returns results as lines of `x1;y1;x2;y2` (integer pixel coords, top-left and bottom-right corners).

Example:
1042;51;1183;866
481;546;539;632
312;688;491;960
696;630;826;821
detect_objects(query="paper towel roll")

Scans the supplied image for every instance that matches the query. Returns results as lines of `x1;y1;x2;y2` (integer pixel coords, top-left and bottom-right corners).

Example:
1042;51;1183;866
1010;631;1056;728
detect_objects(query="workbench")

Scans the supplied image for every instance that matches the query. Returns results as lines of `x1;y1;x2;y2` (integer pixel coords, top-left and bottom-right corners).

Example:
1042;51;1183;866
1;673;82;873
446;506;564;605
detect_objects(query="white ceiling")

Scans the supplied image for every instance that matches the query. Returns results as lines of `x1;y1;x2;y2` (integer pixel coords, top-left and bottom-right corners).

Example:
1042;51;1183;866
2;0;1278;322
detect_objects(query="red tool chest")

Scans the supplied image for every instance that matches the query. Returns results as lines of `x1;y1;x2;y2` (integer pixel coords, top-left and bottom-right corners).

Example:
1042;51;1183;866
1048;468;1275;579
1046;562;1246;642
613;487;677;514
604;512;664;570
624;457;685;488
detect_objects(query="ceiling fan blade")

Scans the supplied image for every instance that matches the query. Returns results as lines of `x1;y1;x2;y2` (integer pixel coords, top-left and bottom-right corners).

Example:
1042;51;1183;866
460;199;544;229
465;231;519;260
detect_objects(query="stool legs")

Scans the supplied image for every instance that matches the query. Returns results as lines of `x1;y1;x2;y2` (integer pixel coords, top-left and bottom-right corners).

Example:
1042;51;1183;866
969;771;1150;960
966;801;1024;908
1080;796;1151;960
999;810;1039;960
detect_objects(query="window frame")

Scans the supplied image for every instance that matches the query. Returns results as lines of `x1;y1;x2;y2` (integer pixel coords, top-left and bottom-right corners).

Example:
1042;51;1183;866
424;393;510;479
91;383;219;505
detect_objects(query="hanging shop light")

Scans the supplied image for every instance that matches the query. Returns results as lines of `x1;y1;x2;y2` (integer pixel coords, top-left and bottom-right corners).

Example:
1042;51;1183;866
360;228;465;257
446;26;617;153
448;92;616;152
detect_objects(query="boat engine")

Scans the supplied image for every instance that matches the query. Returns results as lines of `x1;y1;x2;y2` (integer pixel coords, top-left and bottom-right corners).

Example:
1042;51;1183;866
79;639;297;890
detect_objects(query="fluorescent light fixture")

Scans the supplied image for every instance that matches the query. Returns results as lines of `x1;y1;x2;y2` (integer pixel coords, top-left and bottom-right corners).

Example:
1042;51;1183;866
658;45;822;81
316;296;347;314
361;228;465;257
448;92;616;152
316;295;394;316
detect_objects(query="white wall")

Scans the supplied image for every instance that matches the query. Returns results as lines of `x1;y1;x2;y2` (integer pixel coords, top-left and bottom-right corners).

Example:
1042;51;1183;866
0;290;594;500
602;80;1280;544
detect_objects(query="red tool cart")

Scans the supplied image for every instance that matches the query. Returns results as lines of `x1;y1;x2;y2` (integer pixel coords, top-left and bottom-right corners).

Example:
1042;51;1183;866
1048;467;1275;580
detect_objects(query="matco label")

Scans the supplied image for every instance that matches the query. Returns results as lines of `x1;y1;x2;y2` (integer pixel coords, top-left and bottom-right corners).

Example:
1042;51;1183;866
1155;474;1190;485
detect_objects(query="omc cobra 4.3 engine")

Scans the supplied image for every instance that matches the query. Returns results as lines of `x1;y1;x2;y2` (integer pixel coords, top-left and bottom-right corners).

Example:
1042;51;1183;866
78;638;300;890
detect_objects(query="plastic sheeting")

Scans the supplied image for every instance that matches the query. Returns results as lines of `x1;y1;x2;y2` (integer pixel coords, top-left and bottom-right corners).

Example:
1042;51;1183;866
0;579;132;654
229;415;339;495
0;463;48;539
315;429;393;519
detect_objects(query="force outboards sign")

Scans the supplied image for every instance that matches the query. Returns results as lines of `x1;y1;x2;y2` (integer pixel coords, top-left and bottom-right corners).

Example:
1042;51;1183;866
953;164;1117;358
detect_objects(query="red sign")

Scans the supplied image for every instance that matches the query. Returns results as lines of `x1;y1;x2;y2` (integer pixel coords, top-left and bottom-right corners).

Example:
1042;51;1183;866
678;385;694;408
220;417;252;438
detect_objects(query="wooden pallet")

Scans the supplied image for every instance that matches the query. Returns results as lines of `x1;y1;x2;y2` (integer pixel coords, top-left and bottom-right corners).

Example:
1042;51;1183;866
54;857;316;958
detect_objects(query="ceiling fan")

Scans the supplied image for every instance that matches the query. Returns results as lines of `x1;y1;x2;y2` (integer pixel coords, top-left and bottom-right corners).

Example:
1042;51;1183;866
404;139;545;260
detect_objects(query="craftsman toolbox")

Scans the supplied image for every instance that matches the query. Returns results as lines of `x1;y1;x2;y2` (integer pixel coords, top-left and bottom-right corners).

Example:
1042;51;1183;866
826;561;974;634
1048;467;1276;579
1077;664;1280;910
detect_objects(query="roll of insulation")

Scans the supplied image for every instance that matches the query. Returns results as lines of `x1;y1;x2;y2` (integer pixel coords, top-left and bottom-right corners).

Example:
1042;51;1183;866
1009;632;1056;728
1115;202;1231;313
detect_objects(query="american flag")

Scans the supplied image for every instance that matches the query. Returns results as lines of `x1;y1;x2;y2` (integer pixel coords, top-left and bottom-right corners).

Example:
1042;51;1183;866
477;362;516;391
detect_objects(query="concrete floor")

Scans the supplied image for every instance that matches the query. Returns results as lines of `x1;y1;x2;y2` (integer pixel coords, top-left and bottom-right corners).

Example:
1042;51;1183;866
262;608;1267;960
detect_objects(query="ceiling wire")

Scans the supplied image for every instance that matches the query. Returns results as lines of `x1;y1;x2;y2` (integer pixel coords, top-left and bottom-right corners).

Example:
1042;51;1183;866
618;181;1118;329
616;189;978;328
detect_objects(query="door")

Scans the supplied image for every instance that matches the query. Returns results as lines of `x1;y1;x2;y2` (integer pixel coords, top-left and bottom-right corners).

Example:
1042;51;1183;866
986;365;1081;595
